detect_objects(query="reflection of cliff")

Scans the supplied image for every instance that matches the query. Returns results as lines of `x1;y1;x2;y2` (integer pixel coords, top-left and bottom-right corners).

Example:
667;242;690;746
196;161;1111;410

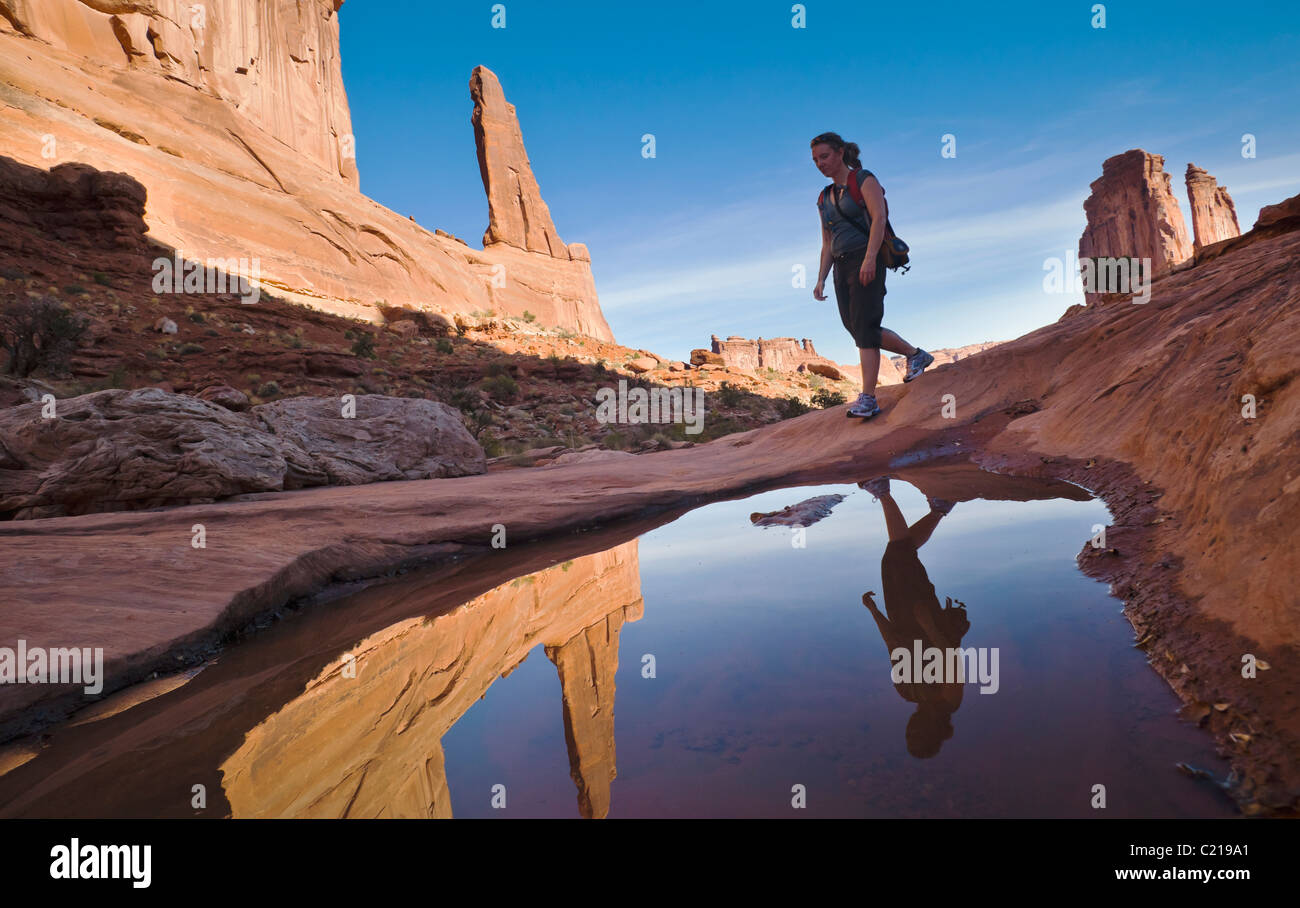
220;541;643;818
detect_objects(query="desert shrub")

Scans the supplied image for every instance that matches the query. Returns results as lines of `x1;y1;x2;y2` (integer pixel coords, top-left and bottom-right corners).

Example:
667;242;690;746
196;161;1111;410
481;373;519;401
716;380;746;407
808;373;825;390
485;361;512;378
435;338;454;354
522;310;536;323
0;295;89;376
0;267;26;281
256;381;280;398
777;395;811;419
63;285;87;295
811;388;847;408
603;429;627;450
92;271;111;286
177;342;205;355
351;332;377;359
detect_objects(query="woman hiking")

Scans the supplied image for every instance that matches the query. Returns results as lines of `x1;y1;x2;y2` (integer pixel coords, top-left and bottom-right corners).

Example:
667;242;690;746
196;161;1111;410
811;133;933;418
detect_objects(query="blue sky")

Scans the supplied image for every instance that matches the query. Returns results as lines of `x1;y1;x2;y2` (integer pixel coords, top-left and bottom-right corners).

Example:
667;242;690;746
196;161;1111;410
340;1;1300;365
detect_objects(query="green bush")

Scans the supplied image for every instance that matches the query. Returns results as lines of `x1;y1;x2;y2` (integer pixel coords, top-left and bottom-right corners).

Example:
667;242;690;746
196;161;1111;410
811;388;847;408
351;332;377;359
777;395;811;419
0;296;88;376
716;380;746;407
522;310;536;323
177;342;205;355
435;338;454;354
481;373;519;401
63;284;87;295
256;381;280;398
92;272;111;286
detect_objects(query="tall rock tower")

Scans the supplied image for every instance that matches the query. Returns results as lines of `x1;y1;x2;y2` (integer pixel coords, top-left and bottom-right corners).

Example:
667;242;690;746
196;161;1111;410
1078;149;1193;303
1185;163;1241;252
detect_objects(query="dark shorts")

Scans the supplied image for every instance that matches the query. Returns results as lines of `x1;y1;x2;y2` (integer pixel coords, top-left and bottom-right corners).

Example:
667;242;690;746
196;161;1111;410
832;244;887;349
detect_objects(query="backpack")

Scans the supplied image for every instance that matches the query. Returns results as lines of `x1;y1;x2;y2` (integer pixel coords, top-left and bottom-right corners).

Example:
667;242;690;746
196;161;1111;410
818;168;911;273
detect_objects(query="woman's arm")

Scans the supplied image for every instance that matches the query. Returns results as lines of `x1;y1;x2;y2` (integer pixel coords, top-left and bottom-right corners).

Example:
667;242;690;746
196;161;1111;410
859;174;888;263
814;219;833;298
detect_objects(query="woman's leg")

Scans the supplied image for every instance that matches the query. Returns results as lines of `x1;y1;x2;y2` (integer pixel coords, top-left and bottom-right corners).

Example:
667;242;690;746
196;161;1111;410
858;346;880;395
906;510;945;549
880;328;918;356
877;490;910;542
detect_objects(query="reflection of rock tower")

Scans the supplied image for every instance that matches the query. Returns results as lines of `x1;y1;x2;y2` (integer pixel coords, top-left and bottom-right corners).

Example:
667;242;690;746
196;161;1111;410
547;598;644;819
221;540;643;818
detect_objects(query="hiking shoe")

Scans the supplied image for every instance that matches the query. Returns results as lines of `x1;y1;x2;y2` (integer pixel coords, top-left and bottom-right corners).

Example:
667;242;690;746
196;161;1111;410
846;392;881;419
904;347;934;382
859;477;891;500
927;496;955;515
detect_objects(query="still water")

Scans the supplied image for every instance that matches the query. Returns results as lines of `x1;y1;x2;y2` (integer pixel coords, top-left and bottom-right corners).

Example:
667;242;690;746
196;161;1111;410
0;464;1235;818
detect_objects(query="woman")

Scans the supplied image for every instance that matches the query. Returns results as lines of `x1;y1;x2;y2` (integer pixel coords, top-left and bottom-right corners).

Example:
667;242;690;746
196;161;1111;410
811;132;933;418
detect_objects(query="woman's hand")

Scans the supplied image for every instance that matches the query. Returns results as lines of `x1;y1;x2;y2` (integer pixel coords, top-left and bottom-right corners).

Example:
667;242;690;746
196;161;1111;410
858;258;876;285
813;280;826;301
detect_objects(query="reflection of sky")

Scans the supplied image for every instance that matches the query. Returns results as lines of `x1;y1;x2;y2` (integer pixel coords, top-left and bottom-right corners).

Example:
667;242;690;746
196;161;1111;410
443;479;1233;818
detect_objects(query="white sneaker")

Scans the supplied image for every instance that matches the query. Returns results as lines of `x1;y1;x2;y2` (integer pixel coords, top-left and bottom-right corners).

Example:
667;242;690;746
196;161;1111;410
846;392;881;419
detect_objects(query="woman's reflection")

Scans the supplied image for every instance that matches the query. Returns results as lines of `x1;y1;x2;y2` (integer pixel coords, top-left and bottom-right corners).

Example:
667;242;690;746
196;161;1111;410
859;476;968;758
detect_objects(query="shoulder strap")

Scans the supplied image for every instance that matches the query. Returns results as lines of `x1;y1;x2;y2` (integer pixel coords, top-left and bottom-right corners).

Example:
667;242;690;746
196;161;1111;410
844;168;893;235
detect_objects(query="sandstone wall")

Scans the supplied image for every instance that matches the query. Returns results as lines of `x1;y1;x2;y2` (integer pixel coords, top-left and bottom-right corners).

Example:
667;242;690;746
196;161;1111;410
0;0;356;184
0;14;615;340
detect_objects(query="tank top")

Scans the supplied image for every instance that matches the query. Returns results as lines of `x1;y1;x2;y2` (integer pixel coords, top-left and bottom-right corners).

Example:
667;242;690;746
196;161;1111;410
819;168;875;257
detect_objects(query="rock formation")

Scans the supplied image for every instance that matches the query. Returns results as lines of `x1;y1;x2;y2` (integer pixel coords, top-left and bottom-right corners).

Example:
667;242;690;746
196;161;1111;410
219;542;643;818
1079;150;1193;302
0;0;357;185
0;8;615;339
710;335;834;374
704;335;1004;388
1185;163;1240;252
0;388;485;518
887;341;1004;373
471;66;565;257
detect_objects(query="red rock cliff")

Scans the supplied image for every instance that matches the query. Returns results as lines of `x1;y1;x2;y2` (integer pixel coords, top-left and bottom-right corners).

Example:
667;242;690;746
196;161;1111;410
0;6;616;340
1078;149;1192;303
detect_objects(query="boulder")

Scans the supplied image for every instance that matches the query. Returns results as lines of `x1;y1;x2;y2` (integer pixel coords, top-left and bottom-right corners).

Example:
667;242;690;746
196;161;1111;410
196;383;251;412
154;316;177;334
804;362;845;381
387;320;419;338
690;349;725;366
626;356;658;373
251;395;486;485
0;388;485;519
